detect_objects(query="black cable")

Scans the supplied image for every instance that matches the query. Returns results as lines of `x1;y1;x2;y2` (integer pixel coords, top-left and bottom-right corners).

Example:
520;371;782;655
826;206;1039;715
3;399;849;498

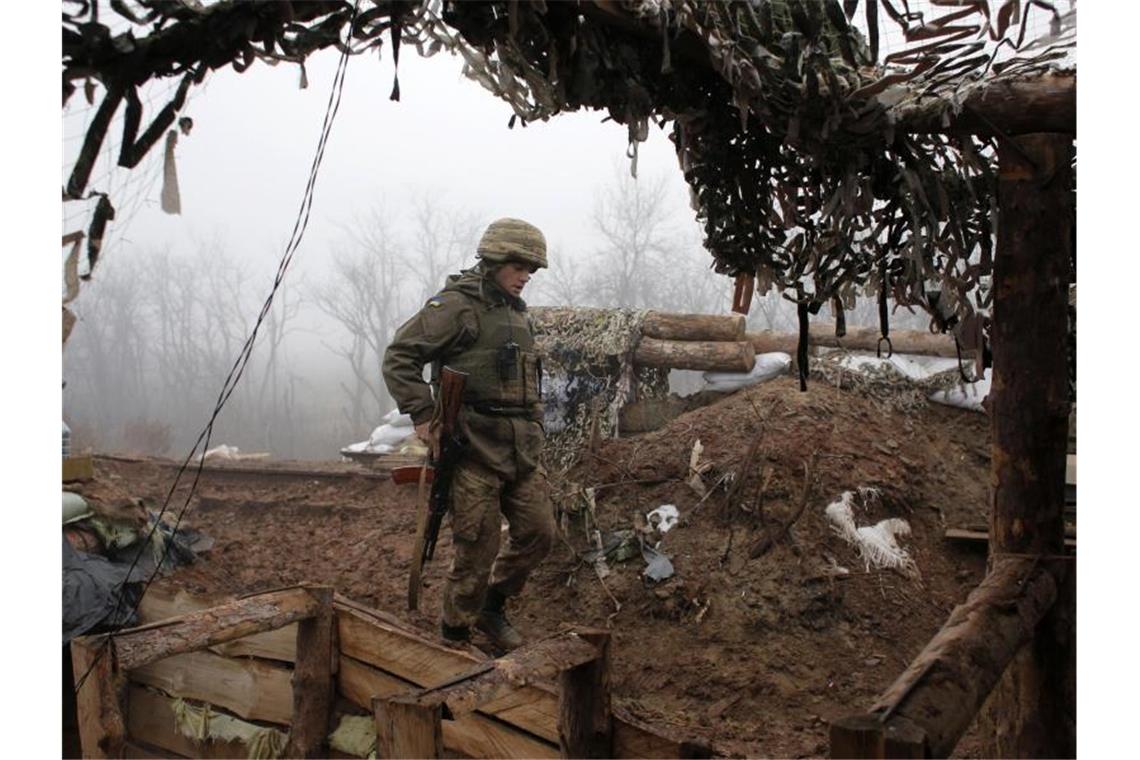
74;0;359;694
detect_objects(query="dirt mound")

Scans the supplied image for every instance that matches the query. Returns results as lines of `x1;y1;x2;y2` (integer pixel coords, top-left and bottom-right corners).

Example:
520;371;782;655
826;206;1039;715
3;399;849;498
98;377;992;757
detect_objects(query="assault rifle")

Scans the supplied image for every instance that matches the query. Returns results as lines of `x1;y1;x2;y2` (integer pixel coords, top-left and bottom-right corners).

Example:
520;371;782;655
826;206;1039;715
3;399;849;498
393;366;468;611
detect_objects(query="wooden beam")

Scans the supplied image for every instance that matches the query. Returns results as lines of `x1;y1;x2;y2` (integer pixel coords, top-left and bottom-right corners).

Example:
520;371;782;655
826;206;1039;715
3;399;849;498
894;73;1075;136
287;586;336;758
402;632;600;718
128;649;294;725
634;337;755;372
71;636;128;758
844;557;1058;757
747;325;969;359
983;131;1075;757
136;586;298;662
339;655;559;758
63;455;96;482
641;311;746;342
558;629;613;759
374;697;443;759
114;586;320;671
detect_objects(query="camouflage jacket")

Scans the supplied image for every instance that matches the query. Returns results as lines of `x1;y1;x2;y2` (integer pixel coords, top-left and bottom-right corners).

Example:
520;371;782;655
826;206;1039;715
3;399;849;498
382;266;544;481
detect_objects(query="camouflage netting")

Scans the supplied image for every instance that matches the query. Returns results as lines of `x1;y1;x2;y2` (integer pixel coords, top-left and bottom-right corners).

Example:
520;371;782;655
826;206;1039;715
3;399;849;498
530;307;669;472
64;0;1076;375
808;349;979;416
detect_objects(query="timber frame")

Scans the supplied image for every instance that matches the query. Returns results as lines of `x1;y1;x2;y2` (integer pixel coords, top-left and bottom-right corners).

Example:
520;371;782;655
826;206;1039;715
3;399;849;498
70;586;709;759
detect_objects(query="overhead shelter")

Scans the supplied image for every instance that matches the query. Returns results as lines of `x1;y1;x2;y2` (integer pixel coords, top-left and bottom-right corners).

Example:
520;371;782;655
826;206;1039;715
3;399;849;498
63;1;1077;756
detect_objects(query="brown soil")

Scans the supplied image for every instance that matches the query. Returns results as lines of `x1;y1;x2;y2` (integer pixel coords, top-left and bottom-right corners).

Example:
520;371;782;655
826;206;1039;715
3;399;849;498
95;376;993;757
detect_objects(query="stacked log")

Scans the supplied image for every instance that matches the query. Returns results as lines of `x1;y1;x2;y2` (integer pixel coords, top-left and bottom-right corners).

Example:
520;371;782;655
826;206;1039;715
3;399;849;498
633;311;755;373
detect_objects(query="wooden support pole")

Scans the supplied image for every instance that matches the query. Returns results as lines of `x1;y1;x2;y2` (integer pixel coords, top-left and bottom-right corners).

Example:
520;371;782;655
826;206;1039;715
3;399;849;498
983;132;1075;757
558;629;612;759
71;636;127;759
286;586;335;758
374;696;444;759
830;557;1057;757
641;310;746;342
114;586;321;672
634;336;755;372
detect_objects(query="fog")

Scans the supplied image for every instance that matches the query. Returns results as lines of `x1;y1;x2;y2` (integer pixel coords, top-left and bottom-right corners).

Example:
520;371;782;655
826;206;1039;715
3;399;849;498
61;23;928;462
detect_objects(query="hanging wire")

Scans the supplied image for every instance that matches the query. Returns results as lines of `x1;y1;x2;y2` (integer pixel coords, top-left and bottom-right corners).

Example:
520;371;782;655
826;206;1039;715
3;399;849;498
73;0;361;694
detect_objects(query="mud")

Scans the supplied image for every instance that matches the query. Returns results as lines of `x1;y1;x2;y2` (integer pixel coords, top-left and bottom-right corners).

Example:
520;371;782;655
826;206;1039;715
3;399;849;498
96;376;993;757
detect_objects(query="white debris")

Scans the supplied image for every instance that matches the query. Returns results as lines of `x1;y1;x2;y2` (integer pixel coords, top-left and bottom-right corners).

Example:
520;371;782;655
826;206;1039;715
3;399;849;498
646;504;680;533
824;488;919;579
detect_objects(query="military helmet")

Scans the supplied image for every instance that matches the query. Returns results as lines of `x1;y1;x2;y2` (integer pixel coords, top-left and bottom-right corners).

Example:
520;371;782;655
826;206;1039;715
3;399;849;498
476;217;547;269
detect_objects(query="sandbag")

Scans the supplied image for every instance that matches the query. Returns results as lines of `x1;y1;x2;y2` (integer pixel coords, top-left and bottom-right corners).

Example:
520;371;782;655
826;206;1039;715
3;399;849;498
381;408;414;428
701;352;791;392
369;423;414;447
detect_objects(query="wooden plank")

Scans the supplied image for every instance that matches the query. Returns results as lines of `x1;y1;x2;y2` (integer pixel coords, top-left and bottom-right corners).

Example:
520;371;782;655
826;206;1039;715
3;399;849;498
137;586;298;662
116;587;319;671
558;629;612;758
611;705;714;759
63;455;96;482
287;586;336;758
339;655;559;759
337;604;560;743
407;633;600;718
374;698;443;759
128;649;294;726
71;635;127;758
944;528;1075;550
126;685;254;759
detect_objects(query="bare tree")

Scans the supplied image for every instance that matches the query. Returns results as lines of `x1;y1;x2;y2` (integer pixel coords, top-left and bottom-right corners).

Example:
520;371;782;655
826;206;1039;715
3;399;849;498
405;193;481;302
312;209;407;433
589;169;678;309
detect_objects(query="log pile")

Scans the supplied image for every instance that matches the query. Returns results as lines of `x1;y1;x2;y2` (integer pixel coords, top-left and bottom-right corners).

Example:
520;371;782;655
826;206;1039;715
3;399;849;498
633;311;754;373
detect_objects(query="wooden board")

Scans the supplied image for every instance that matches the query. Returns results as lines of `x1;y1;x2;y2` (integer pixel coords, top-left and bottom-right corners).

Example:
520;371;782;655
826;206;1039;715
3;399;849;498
63;456;96;482
339;655;558;759
125;685;253;759
137;586;297;662
337;605;560;743
128;649;294;726
945;528;1075;550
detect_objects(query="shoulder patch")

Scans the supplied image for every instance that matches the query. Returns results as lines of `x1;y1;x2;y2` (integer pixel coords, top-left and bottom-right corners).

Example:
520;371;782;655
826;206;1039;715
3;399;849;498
427;296;444;308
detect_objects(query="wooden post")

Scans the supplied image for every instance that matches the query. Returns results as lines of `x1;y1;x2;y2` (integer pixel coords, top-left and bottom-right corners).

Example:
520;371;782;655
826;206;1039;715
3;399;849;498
374;696;444;759
558;629;612;759
71;636;127;759
286;586;335;758
983;132;1075;758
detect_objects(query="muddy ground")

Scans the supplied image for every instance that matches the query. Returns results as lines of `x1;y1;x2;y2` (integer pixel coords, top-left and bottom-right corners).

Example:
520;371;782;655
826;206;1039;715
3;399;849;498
91;376;993;757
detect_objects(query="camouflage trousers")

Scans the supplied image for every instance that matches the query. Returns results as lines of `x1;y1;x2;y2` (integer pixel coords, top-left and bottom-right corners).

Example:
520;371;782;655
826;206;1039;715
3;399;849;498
442;458;555;629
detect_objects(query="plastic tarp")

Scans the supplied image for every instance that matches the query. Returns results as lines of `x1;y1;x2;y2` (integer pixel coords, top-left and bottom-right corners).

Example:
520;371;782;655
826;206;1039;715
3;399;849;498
63;535;144;644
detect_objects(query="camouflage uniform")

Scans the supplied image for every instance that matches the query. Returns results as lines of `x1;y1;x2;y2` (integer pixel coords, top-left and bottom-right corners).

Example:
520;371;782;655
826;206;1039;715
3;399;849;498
382;222;554;640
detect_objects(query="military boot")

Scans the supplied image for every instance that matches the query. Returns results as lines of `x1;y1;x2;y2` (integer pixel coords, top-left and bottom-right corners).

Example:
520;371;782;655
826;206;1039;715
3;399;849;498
476;587;524;651
440;622;470;649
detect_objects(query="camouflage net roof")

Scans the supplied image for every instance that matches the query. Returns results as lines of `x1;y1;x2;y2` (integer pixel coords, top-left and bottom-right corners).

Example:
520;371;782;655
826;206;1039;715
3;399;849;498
64;0;1076;332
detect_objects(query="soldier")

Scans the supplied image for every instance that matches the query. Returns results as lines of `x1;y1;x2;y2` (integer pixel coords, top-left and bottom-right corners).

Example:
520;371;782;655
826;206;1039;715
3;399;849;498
382;217;555;651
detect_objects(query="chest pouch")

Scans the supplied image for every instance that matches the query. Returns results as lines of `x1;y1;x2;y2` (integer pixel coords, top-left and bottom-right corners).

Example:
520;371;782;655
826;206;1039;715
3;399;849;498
497;341;520;380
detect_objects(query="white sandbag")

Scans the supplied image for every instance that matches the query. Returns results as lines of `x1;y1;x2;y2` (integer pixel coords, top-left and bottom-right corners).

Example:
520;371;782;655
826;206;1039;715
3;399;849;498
928;368;990;413
369;423;413;447
381;408;414;428
702;352;791;392
834;352;962;382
